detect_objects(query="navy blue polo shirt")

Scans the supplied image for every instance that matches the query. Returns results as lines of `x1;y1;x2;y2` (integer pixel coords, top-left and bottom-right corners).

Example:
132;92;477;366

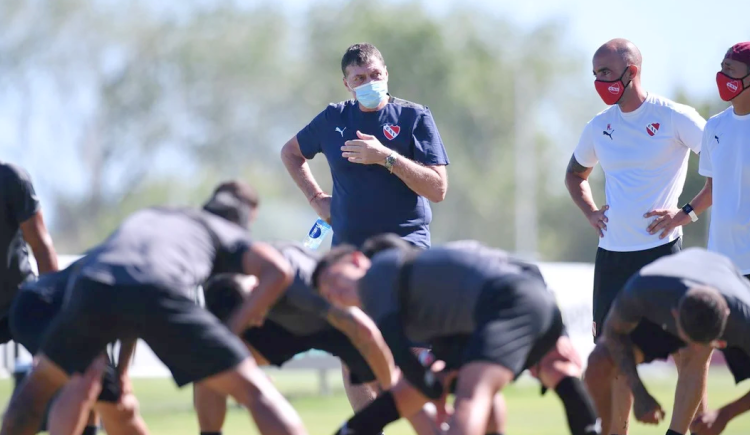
296;97;449;248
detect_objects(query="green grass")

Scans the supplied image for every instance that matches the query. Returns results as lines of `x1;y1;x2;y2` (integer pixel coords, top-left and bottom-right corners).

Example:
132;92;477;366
1;368;749;434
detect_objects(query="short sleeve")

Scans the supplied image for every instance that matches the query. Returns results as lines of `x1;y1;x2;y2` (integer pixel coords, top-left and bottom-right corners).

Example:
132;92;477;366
205;216;254;274
412;109;449;166
673;106;706;154
5;165;40;224
572;122;598;168
296;107;330;160
698;123;714;177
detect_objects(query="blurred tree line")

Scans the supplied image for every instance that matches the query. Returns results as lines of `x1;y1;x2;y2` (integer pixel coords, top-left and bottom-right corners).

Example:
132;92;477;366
0;0;726;262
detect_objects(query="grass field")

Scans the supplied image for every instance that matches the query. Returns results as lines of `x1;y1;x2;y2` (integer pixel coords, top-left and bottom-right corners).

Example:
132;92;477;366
1;368;749;434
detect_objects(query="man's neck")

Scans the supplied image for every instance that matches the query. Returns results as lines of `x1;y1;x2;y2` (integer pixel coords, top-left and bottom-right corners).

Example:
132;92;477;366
732;96;750;116
618;86;648;113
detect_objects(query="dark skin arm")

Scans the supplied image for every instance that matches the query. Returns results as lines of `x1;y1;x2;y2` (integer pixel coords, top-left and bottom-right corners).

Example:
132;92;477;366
227;243;293;334
20;210;58;274
325;305;398;389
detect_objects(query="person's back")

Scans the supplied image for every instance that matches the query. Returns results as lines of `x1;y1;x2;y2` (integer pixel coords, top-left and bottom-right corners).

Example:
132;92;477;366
359;244;552;342
81;207;249;297
623;247;750;351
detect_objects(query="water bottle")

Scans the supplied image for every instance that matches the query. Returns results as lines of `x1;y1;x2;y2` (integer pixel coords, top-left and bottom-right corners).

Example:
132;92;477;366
303;218;332;250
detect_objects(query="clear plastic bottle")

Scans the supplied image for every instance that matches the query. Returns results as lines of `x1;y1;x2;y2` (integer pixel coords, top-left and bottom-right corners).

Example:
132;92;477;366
303;218;332;250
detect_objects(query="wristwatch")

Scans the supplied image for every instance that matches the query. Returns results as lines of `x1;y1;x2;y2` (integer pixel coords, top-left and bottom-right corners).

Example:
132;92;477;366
384;152;399;173
682;203;698;222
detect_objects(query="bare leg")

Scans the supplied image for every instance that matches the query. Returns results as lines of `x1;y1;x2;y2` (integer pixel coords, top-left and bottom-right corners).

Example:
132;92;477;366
194;384;228;433
342;364;380;411
485;394;507;435
96;397;150;435
48;356;106;435
668;347;712;434
86;411;100;431
0;355;69;435
199;357;308;435
535;336;600;435
447;362;514;435
610;374;633;435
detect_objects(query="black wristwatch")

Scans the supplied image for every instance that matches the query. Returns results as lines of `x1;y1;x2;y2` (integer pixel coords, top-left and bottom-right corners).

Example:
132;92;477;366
682;203;698;222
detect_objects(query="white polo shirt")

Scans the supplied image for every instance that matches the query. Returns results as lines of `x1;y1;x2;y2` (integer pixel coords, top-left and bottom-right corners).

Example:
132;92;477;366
699;107;750;274
573;94;705;252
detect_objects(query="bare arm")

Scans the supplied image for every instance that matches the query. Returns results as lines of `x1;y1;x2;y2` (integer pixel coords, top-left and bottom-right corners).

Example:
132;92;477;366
564;154;597;217
326;305;398;389
690;177;713;215
602;309;646;399
670;346;713;433
20;211;58;274
695;389;750;435
389;158;447;203
228;243;293;334
280;136;327;202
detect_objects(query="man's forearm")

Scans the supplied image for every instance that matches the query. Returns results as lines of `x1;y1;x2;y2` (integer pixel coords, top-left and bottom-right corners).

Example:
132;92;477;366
688;178;713;215
281;147;326;201
565;173;598;217
670;349;712;433
606;333;648;397
389;157;446;203
327;306;397;389
34;244;58;275
721;389;750;421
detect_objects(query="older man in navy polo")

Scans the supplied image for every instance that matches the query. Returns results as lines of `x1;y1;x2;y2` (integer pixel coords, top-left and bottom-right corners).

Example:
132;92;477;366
281;42;450;249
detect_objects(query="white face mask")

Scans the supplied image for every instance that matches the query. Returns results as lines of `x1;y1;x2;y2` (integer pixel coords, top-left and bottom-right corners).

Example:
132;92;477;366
353;80;388;108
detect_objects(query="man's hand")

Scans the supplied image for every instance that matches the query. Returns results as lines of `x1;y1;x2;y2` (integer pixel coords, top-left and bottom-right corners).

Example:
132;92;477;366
586;205;609;238
227;304;266;334
342;131;391;165
310;193;332;224
645;208;690;239
691;409;730;435
633;388;666;424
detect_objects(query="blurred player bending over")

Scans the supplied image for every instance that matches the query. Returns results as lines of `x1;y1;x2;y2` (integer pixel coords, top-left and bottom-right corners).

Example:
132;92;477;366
195;241;439;435
0;181;309;435
585;248;750;435
313;234;601;435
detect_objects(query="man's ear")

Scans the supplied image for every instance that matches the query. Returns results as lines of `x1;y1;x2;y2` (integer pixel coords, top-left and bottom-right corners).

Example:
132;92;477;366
351;250;367;267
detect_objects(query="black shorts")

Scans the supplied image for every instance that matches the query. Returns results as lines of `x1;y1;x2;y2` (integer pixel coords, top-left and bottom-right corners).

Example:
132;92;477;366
431;275;563;378
593;238;681;339
628;319;686;363
0;315;12;344
722;346;750;384
40;277;249;387
9;290;122;402
242;321;375;385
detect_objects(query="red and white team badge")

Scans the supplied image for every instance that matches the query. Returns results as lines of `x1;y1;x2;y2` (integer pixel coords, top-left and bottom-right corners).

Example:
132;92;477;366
646;122;660;136
383;124;400;140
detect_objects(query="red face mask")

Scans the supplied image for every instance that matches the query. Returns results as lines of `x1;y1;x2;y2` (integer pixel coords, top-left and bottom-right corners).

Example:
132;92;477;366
716;71;750;101
595;67;631;105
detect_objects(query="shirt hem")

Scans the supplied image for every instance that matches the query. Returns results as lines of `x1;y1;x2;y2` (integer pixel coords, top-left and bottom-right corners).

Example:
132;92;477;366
597;234;680;252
